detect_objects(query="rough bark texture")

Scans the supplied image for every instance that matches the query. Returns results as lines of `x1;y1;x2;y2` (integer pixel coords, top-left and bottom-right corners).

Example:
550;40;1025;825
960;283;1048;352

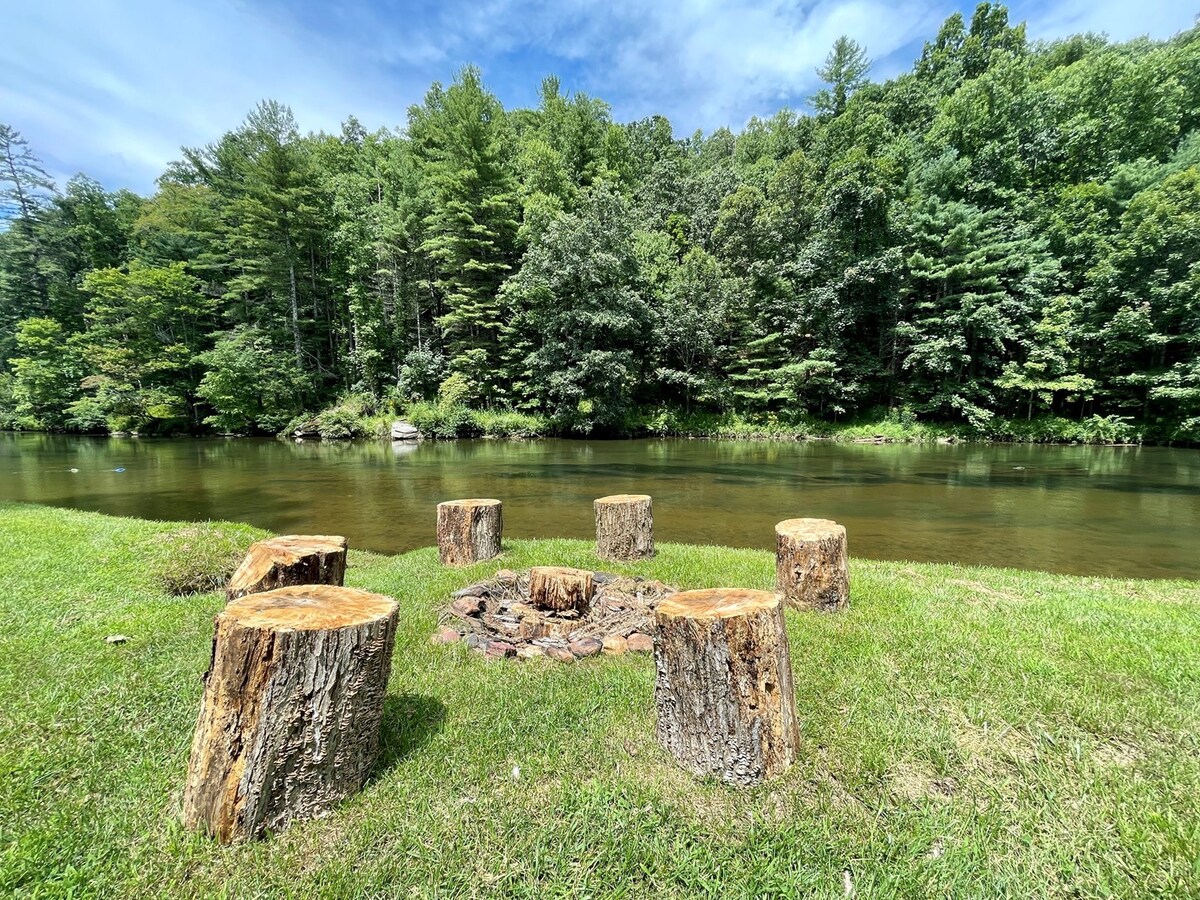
528;566;594;613
437;499;503;566
775;518;850;611
654;588;800;786
226;535;348;602
594;494;654;561
182;585;398;843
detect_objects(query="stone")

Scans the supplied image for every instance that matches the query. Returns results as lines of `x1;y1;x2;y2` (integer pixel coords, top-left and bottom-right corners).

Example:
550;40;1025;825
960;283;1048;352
105;634;130;645
431;627;461;644
568;637;603;658
546;646;575;663
449;597;482;618
485;641;516;659
452;584;489;599
495;569;518;584
391;420;420;441
592;571;619;585
601;634;628;655
626;632;654;653
464;633;486;650
516;645;545;660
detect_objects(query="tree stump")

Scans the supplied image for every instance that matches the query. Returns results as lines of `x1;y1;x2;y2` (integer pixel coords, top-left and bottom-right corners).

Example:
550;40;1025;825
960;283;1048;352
182;584;398;843
654;588;800;785
594;494;654;561
437;499;503;566
528;566;594;613
226;535;348;602
775;518;849;611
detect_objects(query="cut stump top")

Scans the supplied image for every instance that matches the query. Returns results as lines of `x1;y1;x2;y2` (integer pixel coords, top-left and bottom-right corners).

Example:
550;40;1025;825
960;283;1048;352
775;518;846;541
438;499;501;509
657;588;779;621
253;534;348;557
595;494;651;504
223;584;397;631
529;565;592;579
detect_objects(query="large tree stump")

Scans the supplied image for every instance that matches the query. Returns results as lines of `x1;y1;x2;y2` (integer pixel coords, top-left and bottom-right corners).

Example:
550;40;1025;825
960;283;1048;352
226;535;348;602
775;518;849;611
594;494;654;561
182;584;398;843
654;588;800;785
528;566;594;613
437;499;503;566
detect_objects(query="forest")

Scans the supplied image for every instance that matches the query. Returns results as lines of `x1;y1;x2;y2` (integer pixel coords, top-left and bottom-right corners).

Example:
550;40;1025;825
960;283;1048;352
1;3;1198;443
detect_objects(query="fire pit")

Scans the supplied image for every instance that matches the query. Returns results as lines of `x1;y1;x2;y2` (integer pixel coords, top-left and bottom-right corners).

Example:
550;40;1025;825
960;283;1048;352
432;566;673;661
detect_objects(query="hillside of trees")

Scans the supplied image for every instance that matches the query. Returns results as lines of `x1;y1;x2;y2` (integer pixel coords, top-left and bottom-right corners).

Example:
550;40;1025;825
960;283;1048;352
2;4;1198;443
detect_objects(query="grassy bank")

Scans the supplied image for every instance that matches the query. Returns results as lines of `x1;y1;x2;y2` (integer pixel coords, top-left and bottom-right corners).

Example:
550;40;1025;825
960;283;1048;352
286;394;1152;445
1;503;1198;897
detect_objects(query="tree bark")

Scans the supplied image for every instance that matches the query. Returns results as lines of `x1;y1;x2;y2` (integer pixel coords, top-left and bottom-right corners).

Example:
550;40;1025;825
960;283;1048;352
594;494;654;561
182;584;398;842
226;535;348;602
528;566;594;613
775;518;849;611
654;588;800;785
437;499;502;566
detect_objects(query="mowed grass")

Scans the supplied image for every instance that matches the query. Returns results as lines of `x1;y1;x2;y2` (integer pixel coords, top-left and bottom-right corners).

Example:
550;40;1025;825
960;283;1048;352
1;503;1198;898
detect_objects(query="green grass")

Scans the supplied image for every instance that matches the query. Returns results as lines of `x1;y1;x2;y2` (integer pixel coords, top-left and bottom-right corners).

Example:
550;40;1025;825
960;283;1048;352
1;502;1198;898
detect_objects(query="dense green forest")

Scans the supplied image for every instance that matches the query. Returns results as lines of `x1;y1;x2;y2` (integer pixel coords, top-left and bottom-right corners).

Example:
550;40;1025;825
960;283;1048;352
2;4;1198;442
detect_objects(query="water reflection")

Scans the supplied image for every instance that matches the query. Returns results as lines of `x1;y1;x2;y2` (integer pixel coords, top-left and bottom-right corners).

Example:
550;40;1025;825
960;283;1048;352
1;434;1197;579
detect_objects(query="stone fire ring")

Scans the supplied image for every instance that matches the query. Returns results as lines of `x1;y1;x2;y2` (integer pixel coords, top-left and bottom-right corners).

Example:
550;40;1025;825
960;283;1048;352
431;567;671;661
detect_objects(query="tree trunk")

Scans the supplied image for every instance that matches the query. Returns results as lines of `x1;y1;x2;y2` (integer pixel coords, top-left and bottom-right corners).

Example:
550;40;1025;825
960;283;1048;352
775;518;849;611
182;584;398;843
528;566;593;613
437;499;503;566
594;494;654;561
654;588;800;785
226;535;348;602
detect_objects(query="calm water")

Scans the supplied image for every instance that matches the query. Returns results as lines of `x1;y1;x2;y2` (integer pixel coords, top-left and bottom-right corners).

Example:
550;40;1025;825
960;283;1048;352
1;433;1197;579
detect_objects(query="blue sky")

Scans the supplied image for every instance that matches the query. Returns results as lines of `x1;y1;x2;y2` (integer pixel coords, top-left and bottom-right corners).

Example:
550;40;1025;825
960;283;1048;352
2;0;1194;194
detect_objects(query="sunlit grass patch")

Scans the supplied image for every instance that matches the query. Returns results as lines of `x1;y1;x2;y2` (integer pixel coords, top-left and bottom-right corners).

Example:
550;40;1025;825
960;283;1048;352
0;502;1198;897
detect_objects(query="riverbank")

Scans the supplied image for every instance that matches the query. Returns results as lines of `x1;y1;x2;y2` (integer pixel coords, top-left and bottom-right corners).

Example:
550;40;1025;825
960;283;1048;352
2;502;1198;897
284;397;1152;445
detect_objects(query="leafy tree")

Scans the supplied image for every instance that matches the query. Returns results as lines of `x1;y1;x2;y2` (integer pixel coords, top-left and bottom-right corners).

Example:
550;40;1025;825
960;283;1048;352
6;317;81;429
502;185;648;432
195;326;306;433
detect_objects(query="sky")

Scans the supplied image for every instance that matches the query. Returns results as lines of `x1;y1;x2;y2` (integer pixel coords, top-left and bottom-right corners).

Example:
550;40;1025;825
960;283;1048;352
2;0;1194;194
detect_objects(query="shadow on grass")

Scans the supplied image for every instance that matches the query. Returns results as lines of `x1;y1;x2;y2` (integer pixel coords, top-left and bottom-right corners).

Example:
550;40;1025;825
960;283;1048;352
372;693;447;779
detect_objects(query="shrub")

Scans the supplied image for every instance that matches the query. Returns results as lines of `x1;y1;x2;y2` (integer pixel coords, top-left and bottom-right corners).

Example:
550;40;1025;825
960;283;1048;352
148;525;256;595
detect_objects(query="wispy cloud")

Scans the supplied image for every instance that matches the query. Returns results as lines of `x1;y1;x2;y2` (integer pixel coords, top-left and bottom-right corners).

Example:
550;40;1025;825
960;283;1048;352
2;0;1194;194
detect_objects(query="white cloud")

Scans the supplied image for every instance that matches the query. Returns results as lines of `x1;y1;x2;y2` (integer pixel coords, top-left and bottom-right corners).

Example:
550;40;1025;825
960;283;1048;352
2;0;1195;193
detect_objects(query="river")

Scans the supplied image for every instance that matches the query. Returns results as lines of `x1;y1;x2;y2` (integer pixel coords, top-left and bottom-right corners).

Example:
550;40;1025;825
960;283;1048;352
1;433;1197;579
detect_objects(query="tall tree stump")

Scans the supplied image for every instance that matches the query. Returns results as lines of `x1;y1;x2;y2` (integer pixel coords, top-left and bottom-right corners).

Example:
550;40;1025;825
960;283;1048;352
594;494;654;561
775;518;849;611
182;584;398;843
226;535;348;602
437;499;503;566
528;566;594;613
654;588;800;785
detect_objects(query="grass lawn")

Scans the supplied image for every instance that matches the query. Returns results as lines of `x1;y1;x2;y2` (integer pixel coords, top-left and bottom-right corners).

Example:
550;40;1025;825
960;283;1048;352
1;502;1198;898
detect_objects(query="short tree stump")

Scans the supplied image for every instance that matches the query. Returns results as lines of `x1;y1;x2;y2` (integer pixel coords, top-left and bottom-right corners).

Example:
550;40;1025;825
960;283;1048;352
182;584;398;842
775;518;849;610
437;499;503;566
529;566;594;613
595;494;654;561
654;588;800;785
226;534;348;602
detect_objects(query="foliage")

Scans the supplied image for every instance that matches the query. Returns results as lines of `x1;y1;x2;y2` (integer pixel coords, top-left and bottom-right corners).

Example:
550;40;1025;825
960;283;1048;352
2;8;1200;444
